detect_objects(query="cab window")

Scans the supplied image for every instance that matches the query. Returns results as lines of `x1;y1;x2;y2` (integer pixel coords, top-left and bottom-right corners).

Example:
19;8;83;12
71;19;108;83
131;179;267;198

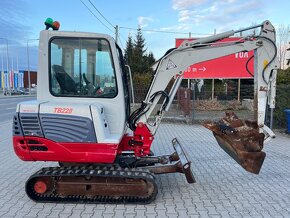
50;38;117;98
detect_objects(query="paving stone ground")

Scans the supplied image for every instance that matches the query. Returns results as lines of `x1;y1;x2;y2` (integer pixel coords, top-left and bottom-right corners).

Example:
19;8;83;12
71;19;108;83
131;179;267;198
0;122;290;218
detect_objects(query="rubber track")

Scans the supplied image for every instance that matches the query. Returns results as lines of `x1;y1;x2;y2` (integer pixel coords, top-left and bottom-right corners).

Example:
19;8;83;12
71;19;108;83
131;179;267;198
25;165;158;204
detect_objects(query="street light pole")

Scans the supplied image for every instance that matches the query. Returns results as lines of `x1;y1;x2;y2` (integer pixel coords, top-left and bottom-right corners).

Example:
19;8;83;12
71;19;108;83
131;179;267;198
26;38;39;95
26;40;31;95
0;38;9;95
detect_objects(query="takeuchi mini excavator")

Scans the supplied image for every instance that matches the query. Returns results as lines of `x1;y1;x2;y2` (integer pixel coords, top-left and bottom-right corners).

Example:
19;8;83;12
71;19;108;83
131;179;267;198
13;19;278;203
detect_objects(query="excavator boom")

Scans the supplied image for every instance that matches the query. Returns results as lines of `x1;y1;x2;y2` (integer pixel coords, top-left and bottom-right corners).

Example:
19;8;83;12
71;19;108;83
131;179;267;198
130;20;278;174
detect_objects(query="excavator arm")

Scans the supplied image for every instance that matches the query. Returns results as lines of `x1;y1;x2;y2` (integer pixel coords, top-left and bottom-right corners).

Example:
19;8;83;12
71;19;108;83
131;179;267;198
128;20;278;174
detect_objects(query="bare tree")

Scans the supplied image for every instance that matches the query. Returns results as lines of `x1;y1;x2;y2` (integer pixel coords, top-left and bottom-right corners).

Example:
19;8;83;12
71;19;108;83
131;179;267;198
277;24;290;69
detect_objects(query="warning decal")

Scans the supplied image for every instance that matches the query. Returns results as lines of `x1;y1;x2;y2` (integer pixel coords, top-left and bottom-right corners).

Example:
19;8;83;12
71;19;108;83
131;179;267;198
166;59;177;70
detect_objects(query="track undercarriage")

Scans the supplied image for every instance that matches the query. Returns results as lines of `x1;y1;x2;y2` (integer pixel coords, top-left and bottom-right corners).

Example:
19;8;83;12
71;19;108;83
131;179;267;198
26;138;195;204
26;165;158;204
23;113;268;204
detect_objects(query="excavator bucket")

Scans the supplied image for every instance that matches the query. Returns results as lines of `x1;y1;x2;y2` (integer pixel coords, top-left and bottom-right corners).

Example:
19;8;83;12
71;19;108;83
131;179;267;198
203;112;266;174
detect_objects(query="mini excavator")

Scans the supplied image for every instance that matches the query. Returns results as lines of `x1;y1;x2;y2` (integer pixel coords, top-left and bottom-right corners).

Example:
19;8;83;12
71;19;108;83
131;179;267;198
13;19;278;203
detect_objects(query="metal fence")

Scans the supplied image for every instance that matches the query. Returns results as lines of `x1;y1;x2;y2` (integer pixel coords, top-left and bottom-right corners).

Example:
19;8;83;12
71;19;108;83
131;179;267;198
131;82;255;123
132;85;255;102
131;82;290;130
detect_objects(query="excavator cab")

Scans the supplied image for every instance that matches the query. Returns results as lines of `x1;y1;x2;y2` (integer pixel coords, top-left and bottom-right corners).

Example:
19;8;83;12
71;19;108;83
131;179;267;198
14;31;133;162
13;20;278;204
47;35;131;121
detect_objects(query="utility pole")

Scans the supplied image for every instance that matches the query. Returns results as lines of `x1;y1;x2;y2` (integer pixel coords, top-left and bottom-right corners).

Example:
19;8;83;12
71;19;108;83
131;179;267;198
17;56;19;90
0;38;9;95
27;40;31;95
238;79;241;102
238;31;242;101
212;79;215;100
188;32;192;88
11;56;14;90
211;29;216;100
1;54;3;92
115;25;119;44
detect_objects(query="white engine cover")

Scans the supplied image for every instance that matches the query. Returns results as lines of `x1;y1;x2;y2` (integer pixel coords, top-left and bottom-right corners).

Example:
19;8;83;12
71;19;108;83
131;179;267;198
17;100;123;144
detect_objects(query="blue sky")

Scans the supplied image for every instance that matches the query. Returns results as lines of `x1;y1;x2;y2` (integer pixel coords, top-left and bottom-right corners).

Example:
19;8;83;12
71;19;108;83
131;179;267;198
0;0;289;71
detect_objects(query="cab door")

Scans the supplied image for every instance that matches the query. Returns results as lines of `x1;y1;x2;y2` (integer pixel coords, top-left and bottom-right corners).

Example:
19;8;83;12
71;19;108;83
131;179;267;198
116;45;131;120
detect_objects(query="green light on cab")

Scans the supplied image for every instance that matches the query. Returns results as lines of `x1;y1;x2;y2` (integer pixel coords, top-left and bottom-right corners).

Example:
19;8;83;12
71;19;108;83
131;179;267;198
44;18;54;30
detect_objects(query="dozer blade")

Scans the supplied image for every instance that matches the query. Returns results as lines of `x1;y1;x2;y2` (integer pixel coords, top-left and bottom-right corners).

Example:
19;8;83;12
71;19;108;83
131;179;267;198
145;138;196;184
203;112;266;174
172;138;196;183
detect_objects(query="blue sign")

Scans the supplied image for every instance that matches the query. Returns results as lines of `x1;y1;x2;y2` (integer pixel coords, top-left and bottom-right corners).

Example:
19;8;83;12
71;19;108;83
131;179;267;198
14;71;18;89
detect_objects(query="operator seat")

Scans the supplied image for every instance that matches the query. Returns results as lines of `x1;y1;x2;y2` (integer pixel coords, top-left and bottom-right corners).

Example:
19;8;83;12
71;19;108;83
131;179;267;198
52;65;77;94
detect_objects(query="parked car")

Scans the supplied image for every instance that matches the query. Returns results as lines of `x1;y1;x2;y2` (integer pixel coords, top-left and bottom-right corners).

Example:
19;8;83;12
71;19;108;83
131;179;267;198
8;89;29;95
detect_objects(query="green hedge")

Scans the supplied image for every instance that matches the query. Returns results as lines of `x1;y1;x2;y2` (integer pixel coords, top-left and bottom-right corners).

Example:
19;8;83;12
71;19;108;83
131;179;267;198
273;84;290;129
132;73;152;102
273;69;290;129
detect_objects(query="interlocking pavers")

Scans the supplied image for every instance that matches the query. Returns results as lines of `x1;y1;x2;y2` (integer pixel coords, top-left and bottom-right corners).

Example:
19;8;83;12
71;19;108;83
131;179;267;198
1;122;290;217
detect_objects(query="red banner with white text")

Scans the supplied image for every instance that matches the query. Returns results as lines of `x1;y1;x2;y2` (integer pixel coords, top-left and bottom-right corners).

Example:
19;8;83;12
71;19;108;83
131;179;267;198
175;37;254;79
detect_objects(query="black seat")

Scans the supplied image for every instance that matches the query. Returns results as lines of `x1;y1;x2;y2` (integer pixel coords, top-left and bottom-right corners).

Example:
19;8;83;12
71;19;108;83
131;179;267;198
52;65;77;93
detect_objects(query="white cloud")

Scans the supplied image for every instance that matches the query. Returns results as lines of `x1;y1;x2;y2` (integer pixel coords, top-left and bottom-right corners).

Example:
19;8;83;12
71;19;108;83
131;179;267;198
160;23;192;32
138;16;154;28
172;0;207;10
160;23;213;36
173;0;264;30
225;0;237;3
224;1;259;14
178;10;195;22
